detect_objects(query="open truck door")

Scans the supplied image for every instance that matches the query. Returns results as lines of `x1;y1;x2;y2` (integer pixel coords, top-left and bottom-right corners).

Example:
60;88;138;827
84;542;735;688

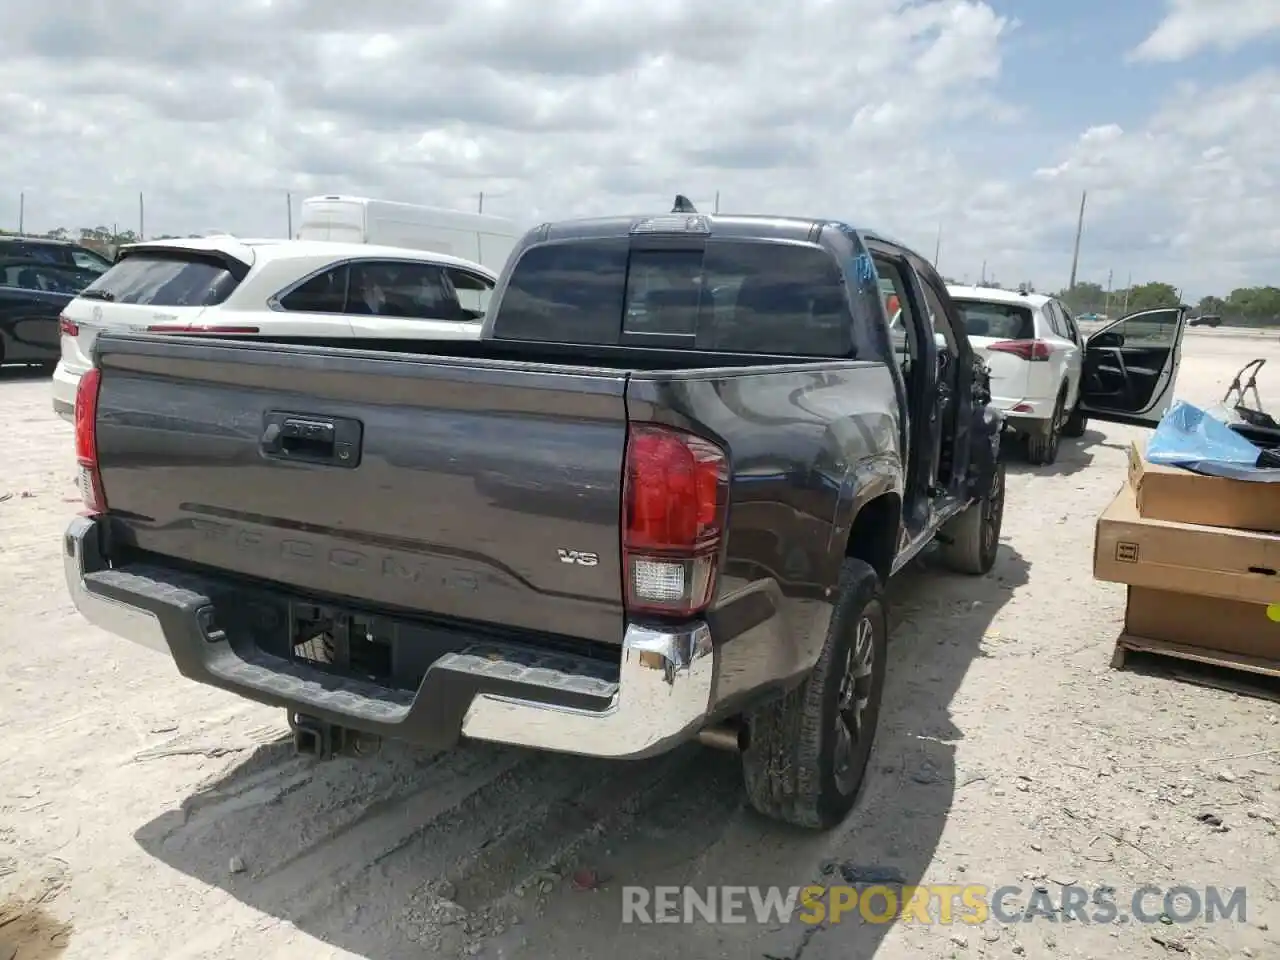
1078;305;1187;428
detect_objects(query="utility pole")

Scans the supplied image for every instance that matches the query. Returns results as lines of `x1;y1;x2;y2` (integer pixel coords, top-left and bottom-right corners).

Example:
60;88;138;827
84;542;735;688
139;192;145;239
478;191;484;214
980;260;987;285
1104;268;1113;315
1067;189;1087;292
286;192;293;237
933;222;942;268
1122;271;1132;313
714;191;720;214
18;192;24;233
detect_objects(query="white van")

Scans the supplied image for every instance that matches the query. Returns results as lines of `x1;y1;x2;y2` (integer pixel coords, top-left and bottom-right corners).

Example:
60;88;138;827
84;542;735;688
296;196;522;277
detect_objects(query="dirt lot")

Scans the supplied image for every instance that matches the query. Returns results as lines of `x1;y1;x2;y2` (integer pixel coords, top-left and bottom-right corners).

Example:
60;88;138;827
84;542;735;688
1;330;1277;960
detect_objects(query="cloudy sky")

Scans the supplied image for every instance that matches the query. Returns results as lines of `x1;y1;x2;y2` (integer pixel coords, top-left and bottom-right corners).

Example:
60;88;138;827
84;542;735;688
2;0;1278;297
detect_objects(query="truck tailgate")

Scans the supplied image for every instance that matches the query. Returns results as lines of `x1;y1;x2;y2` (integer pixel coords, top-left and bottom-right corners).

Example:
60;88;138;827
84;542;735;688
93;337;629;644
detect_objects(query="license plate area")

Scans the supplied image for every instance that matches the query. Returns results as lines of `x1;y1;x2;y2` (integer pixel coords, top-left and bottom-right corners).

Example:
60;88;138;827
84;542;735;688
289;601;393;685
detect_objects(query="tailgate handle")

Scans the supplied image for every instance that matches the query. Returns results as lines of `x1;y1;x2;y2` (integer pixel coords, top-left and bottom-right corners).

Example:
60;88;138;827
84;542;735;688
261;413;362;468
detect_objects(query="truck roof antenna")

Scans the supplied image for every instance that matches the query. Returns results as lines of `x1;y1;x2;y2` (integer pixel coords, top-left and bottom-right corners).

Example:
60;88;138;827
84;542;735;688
671;194;698;214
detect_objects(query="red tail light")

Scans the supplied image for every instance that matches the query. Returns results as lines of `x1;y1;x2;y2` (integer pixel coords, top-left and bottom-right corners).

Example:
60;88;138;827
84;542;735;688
987;339;1051;362
59;314;79;337
622;424;729;617
145;324;260;334
74;368;107;514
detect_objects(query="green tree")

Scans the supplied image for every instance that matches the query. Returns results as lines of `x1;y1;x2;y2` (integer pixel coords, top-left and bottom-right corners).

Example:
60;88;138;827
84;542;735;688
1057;281;1106;316
1226;286;1280;322
1121;282;1180;311
1197;295;1226;316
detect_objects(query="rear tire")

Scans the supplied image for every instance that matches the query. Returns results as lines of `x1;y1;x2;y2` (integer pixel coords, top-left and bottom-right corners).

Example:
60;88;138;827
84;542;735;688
740;558;888;830
1061;403;1087;438
938;458;1006;575
1025;392;1066;465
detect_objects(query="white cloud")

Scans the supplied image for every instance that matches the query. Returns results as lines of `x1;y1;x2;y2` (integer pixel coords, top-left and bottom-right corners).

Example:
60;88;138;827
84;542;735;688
0;0;1276;298
0;1;1014;252
1031;69;1280;294
1131;0;1280;62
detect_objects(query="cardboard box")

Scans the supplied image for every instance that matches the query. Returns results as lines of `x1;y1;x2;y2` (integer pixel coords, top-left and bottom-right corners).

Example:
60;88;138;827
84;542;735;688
1095;483;1280;605
1123;586;1280;663
1126;441;1280;533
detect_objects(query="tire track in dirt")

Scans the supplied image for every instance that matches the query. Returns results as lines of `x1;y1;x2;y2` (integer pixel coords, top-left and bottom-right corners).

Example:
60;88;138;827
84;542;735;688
400;748;708;906
140;742;535;960
238;745;691;921
144;728;745;958
326;745;749;954
248;746;530;911
139;740;524;890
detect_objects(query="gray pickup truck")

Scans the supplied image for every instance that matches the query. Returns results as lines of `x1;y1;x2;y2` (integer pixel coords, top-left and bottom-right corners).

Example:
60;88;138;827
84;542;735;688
64;209;1005;829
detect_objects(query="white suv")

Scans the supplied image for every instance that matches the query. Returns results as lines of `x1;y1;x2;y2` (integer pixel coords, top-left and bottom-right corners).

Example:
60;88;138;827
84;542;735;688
946;285;1084;466
52;237;497;421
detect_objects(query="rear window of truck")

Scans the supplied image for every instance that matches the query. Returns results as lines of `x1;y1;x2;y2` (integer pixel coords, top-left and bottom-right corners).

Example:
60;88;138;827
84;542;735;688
952;299;1034;340
492;239;853;356
80;252;243;307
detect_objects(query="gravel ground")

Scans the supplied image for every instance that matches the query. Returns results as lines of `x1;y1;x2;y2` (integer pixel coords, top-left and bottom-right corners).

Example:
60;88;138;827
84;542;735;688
1;330;1277;960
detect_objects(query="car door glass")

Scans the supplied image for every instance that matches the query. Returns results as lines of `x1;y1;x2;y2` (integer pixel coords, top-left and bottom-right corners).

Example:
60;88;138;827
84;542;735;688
1059;305;1081;345
872;258;917;377
1059;304;1080;343
1108;311;1179;348
444;267;493;320
72;250;108;273
36;266;84;294
278;265;349;313
347;261;462;320
916;275;958;356
1;264;53;292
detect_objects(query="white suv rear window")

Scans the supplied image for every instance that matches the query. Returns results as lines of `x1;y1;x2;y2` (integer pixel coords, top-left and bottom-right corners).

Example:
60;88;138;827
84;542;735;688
952;300;1034;340
81;252;243;307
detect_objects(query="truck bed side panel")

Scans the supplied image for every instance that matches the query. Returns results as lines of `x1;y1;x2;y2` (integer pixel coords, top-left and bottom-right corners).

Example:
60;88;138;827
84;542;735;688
93;337;629;644
627;360;903;713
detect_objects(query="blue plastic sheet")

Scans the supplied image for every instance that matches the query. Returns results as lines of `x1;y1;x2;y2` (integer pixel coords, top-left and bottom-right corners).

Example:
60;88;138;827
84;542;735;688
1146;400;1280;482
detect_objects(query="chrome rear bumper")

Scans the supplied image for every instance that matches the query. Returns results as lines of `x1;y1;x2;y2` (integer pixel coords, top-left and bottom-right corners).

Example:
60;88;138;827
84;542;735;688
63;515;715;759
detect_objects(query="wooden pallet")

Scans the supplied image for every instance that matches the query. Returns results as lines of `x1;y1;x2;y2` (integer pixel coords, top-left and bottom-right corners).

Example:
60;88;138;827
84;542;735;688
1111;633;1280;701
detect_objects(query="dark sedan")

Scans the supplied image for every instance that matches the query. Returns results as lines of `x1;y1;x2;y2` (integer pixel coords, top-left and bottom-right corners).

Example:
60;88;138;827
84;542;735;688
0;258;99;368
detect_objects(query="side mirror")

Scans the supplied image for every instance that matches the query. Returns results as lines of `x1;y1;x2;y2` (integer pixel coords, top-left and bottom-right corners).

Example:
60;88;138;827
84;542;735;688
1091;330;1123;349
